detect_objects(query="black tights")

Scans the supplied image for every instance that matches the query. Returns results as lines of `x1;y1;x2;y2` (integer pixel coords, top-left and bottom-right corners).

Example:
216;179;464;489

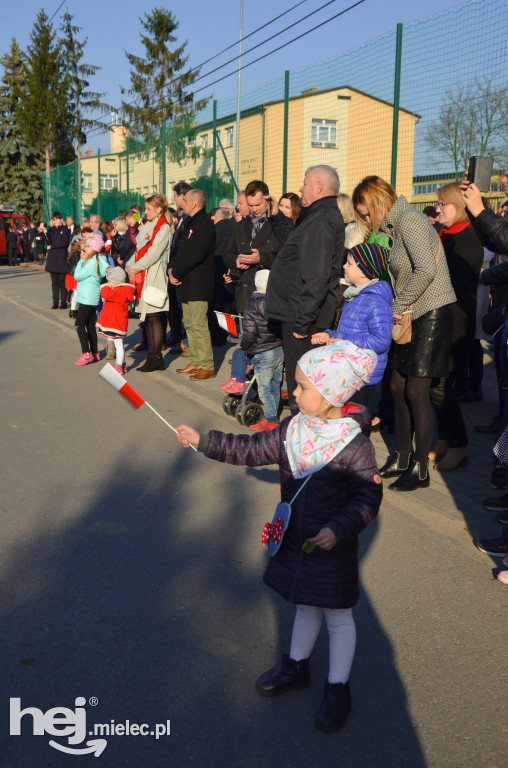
390;369;433;464
145;313;164;355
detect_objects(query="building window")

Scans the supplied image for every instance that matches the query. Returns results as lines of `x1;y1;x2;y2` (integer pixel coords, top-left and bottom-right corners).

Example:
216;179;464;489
82;173;93;192
143;186;149;195
225;127;234;148
202;134;209;151
100;174;119;190
311;119;337;148
153;185;158;193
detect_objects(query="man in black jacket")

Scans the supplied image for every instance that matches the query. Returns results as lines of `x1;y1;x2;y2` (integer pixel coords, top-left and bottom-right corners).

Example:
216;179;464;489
169;189;216;380
224;179;293;313
266;165;345;410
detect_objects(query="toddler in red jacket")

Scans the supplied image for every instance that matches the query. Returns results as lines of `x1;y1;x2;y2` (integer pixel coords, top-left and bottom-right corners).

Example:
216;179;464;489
177;340;382;732
97;267;135;373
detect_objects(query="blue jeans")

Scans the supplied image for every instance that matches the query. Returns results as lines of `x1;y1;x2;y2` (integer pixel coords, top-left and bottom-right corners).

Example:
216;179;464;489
231;348;248;382
252;346;284;423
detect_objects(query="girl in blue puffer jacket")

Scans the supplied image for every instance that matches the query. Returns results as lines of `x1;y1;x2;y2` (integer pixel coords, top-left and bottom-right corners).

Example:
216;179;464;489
312;243;394;406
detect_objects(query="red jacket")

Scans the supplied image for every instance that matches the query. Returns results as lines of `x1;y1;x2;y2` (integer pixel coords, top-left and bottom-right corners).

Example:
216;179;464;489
97;283;135;335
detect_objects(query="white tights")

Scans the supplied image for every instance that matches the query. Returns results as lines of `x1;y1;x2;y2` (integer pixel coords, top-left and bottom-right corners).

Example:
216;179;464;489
289;604;356;684
114;338;125;365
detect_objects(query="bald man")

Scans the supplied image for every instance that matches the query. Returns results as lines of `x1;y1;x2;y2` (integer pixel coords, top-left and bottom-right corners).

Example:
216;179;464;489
266;165;345;410
169;189;217;379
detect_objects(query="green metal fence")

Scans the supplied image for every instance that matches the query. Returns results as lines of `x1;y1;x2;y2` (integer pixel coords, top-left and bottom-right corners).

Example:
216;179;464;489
43;0;507;223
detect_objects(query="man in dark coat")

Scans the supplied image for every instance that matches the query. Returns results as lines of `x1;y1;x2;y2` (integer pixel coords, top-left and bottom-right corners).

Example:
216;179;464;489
266;165;345;411
169;189;216;380
6;225;19;266
167;181;193;347
224;179;293;313
46;212;71;308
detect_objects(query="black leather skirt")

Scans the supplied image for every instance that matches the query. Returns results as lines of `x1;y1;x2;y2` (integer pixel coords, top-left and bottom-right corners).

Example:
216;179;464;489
390;303;455;378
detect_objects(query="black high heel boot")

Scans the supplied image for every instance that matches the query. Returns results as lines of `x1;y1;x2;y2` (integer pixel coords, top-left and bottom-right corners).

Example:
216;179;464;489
137;353;164;372
255;653;310;697
378;451;412;478
315;681;351;732
388;459;430;491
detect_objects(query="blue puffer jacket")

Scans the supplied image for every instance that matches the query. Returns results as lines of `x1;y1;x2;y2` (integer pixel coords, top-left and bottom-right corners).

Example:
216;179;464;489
327;280;394;385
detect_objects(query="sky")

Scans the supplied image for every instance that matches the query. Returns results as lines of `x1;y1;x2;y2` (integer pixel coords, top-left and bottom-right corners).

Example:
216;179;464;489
0;0;466;153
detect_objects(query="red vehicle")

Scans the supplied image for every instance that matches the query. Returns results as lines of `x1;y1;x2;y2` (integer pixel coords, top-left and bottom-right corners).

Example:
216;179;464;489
0;205;32;259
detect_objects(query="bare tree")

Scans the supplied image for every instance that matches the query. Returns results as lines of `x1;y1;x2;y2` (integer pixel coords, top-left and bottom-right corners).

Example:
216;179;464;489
425;78;508;179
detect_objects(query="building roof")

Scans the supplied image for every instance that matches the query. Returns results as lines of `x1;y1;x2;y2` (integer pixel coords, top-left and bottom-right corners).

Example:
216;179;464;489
196;85;420;133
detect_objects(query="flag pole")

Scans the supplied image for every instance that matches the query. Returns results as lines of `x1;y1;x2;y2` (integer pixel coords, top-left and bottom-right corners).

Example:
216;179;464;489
143;401;197;451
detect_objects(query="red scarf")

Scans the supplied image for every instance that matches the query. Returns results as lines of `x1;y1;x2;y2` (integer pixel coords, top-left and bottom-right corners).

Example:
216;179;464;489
131;215;168;299
439;220;472;243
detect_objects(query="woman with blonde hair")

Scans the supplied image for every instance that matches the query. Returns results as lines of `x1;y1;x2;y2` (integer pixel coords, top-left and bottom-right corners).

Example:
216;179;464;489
427;182;483;470
126;193;171;372
353;176;456;491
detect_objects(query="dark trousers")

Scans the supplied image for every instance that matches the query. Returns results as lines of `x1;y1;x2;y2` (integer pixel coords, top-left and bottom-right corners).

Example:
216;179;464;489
50;272;67;307
281;322;324;410
75;304;98;354
8;247;18;266
430;375;468;448
167;281;183;341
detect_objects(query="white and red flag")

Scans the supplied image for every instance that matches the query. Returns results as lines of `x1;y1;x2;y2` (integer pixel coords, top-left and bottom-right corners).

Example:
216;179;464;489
214;311;239;337
98;364;196;450
99;364;145;409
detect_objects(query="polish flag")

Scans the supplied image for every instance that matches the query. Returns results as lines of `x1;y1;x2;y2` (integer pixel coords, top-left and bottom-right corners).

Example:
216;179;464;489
214;311;238;337
99;364;145;409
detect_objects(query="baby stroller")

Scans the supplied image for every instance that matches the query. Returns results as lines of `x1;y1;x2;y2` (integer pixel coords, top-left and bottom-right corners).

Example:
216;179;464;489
222;364;265;427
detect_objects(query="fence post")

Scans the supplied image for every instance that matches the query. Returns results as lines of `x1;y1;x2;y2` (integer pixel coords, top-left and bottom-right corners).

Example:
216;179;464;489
212;100;217;208
390;23;403;189
97;148;101;217
161;120;167;196
282;70;290;193
126;142;130;203
75;157;81;223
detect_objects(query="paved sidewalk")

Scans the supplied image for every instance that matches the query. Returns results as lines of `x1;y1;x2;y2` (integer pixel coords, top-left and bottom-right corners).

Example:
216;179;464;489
18;260;506;550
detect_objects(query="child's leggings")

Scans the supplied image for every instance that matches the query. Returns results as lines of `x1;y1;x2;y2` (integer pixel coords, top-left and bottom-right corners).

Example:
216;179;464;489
114;338;125;365
289;604;356;684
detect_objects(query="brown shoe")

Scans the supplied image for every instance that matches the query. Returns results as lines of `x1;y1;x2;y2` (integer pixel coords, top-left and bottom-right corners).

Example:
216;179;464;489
176;364;202;375
189;369;216;380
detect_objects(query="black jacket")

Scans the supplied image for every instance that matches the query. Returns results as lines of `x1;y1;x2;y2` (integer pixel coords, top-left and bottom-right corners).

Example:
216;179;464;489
266;196;345;335
224;212;293;312
474;209;508;286
240;293;282;356
170;208;216;302
45;226;71;273
114;232;136;267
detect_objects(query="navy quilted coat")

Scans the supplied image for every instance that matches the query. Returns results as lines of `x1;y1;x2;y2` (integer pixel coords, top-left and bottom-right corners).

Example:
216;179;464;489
199;407;382;609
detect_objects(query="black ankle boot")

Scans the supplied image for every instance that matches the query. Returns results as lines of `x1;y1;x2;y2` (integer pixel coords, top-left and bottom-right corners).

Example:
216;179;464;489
378;451;412;478
137;353;164;372
315;681;351;732
388;459;430;491
255;653;310;697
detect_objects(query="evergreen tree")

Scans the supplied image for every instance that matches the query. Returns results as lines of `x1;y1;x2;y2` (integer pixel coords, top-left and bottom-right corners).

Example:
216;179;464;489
16;10;74;172
0;39;44;219
59;12;110;159
121;8;208;136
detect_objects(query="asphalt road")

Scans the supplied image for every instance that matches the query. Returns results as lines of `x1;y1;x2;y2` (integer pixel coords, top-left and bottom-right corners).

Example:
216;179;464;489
1;265;506;768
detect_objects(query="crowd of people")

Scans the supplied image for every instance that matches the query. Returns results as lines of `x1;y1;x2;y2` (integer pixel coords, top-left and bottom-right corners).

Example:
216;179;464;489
6;162;508;731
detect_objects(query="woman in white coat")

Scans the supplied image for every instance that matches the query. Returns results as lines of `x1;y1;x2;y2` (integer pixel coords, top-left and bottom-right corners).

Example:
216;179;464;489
126;194;171;372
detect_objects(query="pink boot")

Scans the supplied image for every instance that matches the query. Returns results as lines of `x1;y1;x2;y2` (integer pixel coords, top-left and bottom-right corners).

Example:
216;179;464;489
220;378;236;391
75;352;94;366
113;363;125;374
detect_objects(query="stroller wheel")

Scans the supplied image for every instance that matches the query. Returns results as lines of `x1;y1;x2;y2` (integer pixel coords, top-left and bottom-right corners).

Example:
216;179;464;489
222;394;235;415
237;401;264;427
